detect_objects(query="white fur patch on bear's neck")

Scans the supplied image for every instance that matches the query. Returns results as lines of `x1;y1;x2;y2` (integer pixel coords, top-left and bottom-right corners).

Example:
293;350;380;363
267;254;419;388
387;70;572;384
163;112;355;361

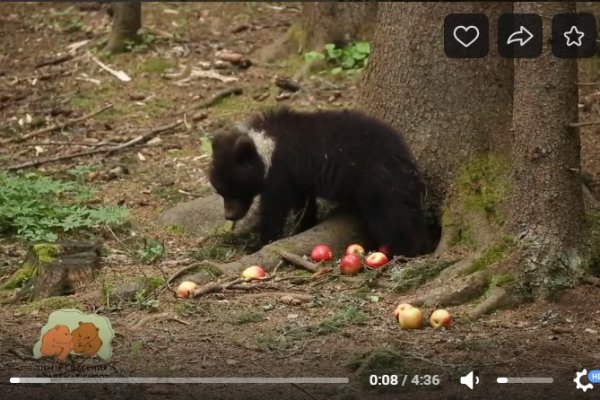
237;125;274;177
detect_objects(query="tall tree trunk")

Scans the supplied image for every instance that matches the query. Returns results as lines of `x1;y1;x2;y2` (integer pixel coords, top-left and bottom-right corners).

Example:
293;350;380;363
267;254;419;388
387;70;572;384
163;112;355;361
256;2;377;63
509;2;587;296
356;3;513;213
301;2;377;50
105;2;142;54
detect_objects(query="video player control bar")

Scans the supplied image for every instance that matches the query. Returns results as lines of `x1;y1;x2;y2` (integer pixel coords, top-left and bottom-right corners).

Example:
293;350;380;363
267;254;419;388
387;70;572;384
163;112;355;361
497;377;554;384
11;377;349;384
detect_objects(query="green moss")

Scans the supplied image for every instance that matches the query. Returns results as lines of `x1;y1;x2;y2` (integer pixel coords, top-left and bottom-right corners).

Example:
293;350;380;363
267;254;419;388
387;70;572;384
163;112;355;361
0;264;36;290
587;211;600;276
19;296;77;313
228;311;266;325
167;225;186;235
33;243;62;263
455;155;510;224
448;222;475;248
140;57;174;74
484;273;515;298
465;237;515;275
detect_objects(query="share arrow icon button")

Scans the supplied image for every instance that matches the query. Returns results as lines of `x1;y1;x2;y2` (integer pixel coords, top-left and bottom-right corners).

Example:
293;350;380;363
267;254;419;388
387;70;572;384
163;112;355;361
507;26;534;46
498;14;542;58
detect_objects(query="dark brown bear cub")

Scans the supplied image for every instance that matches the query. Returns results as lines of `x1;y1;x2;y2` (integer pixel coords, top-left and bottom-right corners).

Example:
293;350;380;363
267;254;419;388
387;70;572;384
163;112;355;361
208;107;436;257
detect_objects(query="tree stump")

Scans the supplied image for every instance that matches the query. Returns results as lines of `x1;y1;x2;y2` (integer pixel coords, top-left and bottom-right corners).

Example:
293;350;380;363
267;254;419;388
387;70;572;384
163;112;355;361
26;242;103;300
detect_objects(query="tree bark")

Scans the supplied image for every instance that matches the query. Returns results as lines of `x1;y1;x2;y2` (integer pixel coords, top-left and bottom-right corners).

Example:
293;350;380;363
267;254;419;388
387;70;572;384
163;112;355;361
105;2;142;54
509;2;587;295
256;2;377;64
356;3;513;212
301;2;378;50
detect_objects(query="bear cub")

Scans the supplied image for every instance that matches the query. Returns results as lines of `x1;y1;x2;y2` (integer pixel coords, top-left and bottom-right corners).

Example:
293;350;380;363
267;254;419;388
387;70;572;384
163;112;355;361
209;107;437;257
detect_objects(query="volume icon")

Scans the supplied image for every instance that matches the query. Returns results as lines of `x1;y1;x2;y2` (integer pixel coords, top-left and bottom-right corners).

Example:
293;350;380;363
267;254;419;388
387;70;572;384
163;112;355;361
460;371;479;390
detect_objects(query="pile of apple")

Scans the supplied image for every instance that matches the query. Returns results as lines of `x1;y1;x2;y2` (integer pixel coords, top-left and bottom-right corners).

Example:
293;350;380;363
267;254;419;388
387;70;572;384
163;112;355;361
393;303;453;329
310;243;390;276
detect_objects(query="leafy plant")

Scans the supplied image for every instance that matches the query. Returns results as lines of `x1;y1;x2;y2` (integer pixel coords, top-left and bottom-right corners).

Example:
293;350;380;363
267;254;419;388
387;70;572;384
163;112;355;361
304;41;371;75
0;172;128;242
136;238;164;264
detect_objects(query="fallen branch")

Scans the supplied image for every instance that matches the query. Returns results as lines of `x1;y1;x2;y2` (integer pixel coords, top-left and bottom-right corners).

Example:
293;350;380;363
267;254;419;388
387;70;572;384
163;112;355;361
129;312;190;331
166;263;202;289
195;87;243;110
35;54;74;69
6;120;182;171
0;103;113;145
190;276;274;298
568;120;600;128
278;250;320;273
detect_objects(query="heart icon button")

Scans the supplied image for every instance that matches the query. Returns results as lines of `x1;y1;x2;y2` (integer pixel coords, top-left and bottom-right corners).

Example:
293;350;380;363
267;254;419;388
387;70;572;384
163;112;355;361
453;25;480;48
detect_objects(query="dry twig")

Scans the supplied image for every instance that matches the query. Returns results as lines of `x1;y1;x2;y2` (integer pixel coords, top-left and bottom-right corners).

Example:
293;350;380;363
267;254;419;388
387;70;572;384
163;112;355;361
0;103;113;145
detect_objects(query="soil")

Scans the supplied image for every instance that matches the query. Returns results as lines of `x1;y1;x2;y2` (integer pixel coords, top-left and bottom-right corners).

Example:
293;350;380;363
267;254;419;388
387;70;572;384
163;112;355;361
0;3;599;400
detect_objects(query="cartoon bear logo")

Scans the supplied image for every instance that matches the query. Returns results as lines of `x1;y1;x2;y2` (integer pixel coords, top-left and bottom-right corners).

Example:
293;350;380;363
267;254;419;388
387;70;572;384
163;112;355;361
40;325;72;362
71;321;103;357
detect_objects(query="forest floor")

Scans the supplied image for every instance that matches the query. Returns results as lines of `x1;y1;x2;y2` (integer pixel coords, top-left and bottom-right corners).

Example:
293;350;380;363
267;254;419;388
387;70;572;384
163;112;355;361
1;3;600;400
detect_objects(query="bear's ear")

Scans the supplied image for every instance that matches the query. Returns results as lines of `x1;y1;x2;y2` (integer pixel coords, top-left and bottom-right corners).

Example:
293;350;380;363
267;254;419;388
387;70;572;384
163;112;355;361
233;135;257;164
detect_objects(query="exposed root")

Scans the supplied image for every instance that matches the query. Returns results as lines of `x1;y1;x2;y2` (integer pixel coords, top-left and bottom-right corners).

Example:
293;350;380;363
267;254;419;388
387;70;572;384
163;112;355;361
469;286;510;318
582;274;600;287
404;269;488;307
197;211;368;275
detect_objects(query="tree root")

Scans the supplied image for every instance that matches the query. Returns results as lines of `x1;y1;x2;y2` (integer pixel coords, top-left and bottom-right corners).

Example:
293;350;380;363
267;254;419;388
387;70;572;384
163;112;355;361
197;211;369;275
395;250;532;318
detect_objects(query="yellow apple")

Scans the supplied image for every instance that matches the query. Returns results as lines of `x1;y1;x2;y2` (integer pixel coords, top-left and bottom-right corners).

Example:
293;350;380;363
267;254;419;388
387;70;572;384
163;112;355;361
398;307;423;329
429;309;452;329
241;265;266;280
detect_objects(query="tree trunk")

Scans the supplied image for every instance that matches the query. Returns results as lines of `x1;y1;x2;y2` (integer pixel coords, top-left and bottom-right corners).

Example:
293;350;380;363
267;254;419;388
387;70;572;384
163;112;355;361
509;2;587;296
105;2;142;54
256;2;377;64
301;2;378;50
356;3;513;212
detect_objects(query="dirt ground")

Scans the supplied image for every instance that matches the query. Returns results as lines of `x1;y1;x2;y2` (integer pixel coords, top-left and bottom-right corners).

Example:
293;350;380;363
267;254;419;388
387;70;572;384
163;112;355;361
1;3;600;400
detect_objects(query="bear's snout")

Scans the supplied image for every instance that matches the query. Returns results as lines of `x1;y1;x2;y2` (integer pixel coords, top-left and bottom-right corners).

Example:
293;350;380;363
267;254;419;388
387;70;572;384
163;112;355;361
223;198;252;221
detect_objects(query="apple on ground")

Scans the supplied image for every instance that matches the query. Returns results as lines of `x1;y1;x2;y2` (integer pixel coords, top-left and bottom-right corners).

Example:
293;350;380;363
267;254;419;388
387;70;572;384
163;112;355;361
241;265;266;280
429;309;452;329
339;254;363;275
345;244;365;257
365;252;389;269
398;306;423;329
311;244;333;262
393;303;414;320
176;281;199;298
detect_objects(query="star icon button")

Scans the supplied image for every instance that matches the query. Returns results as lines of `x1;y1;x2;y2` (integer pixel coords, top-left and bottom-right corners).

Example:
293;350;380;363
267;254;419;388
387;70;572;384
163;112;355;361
552;13;596;58
564;25;584;47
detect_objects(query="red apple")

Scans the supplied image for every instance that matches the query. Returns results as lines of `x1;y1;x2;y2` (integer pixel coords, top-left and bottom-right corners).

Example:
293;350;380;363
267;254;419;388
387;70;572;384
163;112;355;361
378;245;391;258
176;281;198;298
393;303;414;320
365;252;388;269
429;309;452;329
398;306;423;329
339;254;363;275
345;244;365;257
311;244;333;262
241;265;266;280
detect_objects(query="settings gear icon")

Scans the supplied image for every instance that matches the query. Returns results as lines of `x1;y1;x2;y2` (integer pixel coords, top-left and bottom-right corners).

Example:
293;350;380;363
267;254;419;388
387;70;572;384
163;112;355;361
574;369;594;392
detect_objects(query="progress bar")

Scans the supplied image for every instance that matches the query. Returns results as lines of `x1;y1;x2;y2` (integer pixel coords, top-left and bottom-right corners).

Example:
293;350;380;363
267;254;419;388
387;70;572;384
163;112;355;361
11;377;349;384
497;377;554;384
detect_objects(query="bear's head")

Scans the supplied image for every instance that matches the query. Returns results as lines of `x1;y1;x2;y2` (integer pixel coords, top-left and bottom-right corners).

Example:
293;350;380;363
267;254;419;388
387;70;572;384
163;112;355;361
209;127;269;221
71;322;99;346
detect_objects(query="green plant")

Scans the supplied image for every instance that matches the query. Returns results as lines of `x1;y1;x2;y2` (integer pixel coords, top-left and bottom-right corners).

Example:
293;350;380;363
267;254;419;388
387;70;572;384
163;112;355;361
304;41;371;75
125;30;157;53
0;172;128;242
136;238;164;264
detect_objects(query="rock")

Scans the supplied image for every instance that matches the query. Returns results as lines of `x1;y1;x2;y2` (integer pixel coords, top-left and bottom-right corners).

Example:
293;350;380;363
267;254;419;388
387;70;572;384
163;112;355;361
159;193;259;236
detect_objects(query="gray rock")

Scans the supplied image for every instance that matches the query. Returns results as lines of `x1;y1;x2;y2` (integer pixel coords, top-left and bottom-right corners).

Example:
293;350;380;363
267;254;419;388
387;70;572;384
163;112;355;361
159;193;259;236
